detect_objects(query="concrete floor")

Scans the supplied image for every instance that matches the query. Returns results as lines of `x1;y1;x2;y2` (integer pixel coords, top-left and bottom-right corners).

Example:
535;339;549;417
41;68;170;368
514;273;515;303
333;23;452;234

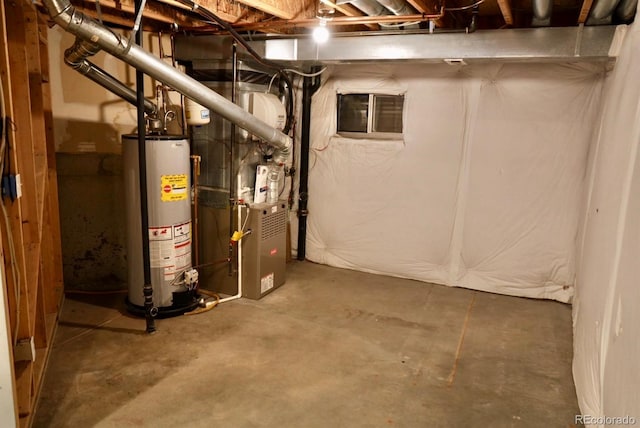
34;261;581;428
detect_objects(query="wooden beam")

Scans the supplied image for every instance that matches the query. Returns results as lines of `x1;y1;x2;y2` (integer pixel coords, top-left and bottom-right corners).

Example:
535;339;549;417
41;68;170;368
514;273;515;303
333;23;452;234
72;5;183;30
71;0;201;26
405;0;431;13
496;0;513;26
157;0;266;24
233;0;297;20
578;0;595;23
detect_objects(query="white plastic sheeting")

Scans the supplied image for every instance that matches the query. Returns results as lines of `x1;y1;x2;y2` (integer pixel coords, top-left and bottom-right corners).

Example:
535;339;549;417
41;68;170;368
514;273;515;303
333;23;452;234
573;20;640;424
306;62;606;303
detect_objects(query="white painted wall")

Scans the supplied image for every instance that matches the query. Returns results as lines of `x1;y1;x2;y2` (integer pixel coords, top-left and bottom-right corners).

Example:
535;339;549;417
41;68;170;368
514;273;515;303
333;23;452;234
0;262;17;427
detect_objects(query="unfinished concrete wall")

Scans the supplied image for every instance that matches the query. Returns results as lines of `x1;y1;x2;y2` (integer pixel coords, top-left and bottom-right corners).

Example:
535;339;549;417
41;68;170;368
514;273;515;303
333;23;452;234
56;153;126;290
48;27;170;290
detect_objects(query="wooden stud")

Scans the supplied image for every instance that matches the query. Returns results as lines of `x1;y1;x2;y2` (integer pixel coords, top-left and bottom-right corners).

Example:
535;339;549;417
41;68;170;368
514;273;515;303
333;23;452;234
38;17;64;316
24;6;48;243
5;0;36;348
0;3;20;425
14;361;32;418
5;0;38;417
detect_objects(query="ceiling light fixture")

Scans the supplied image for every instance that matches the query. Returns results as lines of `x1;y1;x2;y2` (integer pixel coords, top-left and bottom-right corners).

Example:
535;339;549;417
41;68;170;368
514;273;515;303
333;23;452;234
313;1;333;44
312;18;330;44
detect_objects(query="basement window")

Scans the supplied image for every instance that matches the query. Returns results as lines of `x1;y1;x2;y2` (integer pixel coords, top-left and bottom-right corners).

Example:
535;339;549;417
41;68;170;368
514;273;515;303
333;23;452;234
337;93;404;139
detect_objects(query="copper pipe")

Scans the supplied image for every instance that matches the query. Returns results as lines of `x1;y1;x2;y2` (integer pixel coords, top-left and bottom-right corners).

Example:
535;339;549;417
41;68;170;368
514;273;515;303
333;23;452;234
191;155;201;266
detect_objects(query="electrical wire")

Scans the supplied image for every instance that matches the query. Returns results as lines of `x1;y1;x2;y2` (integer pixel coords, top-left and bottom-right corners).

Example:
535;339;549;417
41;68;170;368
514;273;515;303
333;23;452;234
169;258;230;287
380;21;422;28
125;0;147;54
267;72;279;94
281;67;327;78
240;206;251;232
445;0;485;11
95;0;103;24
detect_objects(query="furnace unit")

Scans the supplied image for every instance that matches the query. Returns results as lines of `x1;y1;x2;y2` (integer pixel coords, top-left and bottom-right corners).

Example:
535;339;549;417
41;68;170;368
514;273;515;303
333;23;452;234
242;202;287;299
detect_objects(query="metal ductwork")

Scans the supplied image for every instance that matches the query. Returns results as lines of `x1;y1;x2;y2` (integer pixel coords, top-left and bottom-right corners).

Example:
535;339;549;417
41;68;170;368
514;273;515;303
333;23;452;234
532;0;553;26
347;0;390;16
376;0;419;29
377;0;416;15
587;0;622;24
43;0;292;164
254;26;618;63
614;0;638;21
65;37;157;115
346;0;418;29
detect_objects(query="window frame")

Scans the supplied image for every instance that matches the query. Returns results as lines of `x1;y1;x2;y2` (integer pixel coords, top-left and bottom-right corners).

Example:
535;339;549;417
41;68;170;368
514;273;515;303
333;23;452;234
336;92;405;140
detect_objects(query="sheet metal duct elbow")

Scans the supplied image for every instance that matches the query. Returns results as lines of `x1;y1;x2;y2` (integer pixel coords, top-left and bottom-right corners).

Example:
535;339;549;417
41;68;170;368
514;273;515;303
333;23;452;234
349;0;390;16
376;0;416;16
587;0;622;24
42;0;292;162
615;0;638;22
531;0;553;26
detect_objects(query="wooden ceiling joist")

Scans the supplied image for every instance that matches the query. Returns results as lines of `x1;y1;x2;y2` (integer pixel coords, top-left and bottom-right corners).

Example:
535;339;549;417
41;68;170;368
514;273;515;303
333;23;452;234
233;0;300;20
74;5;188;29
578;0;595;23
320;0;363;16
405;0;433;13
496;0;513;26
67;0;201;26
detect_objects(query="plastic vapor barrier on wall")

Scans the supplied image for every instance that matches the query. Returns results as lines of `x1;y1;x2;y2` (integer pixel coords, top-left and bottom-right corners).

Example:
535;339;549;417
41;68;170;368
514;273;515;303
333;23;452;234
306;62;606;303
573;19;640;423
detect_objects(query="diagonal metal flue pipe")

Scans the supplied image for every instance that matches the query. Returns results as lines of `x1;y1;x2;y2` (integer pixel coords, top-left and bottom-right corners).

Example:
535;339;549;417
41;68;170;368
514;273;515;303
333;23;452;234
65;37;158;115
43;0;292;164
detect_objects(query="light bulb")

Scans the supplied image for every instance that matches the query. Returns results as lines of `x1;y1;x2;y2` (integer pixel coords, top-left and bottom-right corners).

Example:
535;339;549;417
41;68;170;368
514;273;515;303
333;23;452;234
313;20;330;44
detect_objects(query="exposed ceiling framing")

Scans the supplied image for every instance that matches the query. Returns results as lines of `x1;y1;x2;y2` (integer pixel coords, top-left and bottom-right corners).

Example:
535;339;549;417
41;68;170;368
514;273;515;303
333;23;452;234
43;0;634;34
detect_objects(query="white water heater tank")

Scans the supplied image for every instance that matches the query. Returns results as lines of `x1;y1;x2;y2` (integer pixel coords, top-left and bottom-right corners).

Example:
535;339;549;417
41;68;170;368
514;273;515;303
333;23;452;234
249;93;286;134
123;135;195;315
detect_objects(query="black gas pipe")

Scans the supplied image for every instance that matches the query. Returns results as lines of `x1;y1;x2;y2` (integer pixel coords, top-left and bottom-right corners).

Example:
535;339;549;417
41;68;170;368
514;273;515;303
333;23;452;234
229;42;238;276
297;68;322;261
135;0;156;334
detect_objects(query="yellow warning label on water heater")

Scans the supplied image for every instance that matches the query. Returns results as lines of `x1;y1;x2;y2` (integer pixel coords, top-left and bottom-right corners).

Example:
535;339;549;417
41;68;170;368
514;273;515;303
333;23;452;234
161;174;188;202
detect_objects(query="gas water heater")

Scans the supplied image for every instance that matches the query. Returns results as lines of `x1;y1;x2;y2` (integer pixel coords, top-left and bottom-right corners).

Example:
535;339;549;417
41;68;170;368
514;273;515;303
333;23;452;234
123;134;199;316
